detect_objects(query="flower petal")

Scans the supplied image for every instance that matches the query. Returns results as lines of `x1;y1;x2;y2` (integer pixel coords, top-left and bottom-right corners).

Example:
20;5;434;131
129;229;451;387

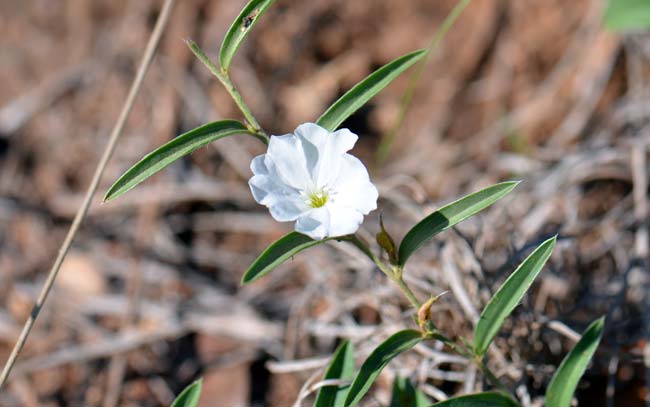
268;199;305;222
331;155;378;214
249;174;305;221
295;207;330;240
295;123;358;187
327;203;364;236
249;123;376;236
266;133;311;190
250;154;269;175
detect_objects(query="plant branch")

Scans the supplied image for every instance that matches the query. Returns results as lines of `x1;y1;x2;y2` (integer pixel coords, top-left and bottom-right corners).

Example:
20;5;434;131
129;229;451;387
433;332;509;393
186;40;268;143
393;267;422;308
344;235;421;309
346;236;506;392
474;357;510;394
344;234;393;277
0;0;177;389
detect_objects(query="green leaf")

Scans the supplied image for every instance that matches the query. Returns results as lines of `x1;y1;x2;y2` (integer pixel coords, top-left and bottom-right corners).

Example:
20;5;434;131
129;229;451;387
242;232;332;284
390;376;430;407
545;317;605;407
316;49;426;132
398;181;519;266
315;340;355;407
429;392;519;406
171;379;202;407
104;120;250;202
473;236;557;357
344;329;423;407
604;0;650;31
219;0;276;71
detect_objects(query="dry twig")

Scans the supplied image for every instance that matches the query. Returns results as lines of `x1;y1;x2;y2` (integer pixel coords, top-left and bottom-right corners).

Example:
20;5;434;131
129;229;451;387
0;0;177;388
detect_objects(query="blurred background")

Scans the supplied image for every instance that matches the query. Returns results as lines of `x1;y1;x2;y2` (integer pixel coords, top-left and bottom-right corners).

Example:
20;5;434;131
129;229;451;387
1;0;649;405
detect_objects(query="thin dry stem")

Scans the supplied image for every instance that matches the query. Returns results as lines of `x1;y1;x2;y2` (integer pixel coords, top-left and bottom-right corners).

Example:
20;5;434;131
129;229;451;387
0;0;177;389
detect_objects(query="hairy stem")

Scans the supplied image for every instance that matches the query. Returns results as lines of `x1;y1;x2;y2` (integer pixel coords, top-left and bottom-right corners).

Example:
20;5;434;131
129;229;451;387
186;40;268;144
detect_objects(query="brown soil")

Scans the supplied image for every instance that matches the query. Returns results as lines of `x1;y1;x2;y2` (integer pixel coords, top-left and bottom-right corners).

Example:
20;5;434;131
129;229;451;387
0;0;648;406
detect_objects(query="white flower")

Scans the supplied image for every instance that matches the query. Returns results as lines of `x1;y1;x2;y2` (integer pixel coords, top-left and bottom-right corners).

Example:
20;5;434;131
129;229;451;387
249;123;378;240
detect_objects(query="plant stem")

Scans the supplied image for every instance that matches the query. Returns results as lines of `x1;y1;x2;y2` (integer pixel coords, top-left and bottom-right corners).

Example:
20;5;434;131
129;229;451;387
186;40;268;144
0;0;177;389
344;235;391;276
344;235;421;309
474;357;510;394
345;236;508;393
394;271;421;309
432;332;509;393
220;74;266;139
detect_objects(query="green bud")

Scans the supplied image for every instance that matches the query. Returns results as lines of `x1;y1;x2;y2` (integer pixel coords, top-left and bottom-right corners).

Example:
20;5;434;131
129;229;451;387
376;214;398;265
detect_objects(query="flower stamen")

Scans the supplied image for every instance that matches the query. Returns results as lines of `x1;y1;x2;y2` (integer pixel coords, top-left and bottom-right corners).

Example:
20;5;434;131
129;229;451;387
308;190;329;208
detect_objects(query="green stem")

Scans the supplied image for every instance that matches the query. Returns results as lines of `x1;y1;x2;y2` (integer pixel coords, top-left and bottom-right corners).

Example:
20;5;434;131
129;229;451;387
435;332;509;393
344;235;421;309
431;332;472;358
474;357;510;394
394;270;421;309
345;237;507;393
186;40;268;144
344;235;392;277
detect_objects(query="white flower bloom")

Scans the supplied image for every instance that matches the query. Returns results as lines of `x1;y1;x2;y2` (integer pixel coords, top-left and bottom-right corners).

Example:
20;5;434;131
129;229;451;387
249;123;378;240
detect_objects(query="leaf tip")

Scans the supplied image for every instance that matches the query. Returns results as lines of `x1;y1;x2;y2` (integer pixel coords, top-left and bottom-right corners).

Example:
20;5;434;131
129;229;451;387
241;271;254;285
594;315;606;329
502;179;521;190
103;181;129;202
102;189;116;203
406;48;428;62
241;263;267;284
535;235;558;253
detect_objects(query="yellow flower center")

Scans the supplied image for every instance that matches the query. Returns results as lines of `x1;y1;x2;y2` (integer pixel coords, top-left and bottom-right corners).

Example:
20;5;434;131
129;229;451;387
308;190;329;208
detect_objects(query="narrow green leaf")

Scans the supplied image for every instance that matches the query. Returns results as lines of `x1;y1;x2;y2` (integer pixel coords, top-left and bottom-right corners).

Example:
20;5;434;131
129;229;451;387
242;232;332;284
473;236;557;356
429;392;519;406
104;120;250;202
398;181;519;266
604;0;650;31
171;379;202;407
219;0;276;71
390;376;430;407
344;329;423;407
545;317;605;407
316;49;426;132
315;340;355;407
